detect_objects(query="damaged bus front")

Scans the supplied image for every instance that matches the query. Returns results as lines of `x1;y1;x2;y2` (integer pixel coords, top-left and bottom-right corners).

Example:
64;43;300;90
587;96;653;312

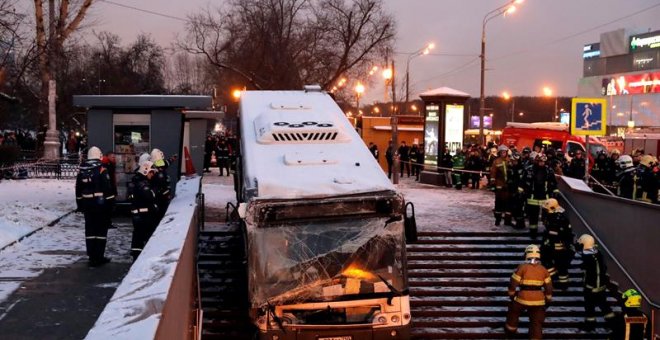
244;193;410;339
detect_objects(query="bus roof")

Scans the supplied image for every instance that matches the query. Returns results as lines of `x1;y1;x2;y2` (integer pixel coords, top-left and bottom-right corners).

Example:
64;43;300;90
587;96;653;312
239;90;394;200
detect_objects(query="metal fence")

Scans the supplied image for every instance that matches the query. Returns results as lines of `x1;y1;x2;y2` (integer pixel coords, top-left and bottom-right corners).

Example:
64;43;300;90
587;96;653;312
2;158;79;180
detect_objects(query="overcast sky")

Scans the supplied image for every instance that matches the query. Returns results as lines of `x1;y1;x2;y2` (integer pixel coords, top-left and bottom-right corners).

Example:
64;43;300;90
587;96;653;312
43;0;660;103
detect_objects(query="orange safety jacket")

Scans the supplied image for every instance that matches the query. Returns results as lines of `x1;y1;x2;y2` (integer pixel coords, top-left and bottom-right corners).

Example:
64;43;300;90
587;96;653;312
508;261;553;306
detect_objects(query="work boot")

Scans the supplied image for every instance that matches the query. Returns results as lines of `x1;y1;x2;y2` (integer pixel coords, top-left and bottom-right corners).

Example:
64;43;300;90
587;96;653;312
514;218;526;229
494;212;502;226
504;214;513;226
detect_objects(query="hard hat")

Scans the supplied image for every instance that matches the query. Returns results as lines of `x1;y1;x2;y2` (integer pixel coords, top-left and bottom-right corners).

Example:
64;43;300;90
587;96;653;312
578;234;595;250
87;146;102;160
542;198;564;213
622;289;642;308
535;154;548;162
525;244;541;260
138;153;151;166
616;155;634;169
498;145;509;153
151;148;165;167
640;155;654;168
138;161;157;176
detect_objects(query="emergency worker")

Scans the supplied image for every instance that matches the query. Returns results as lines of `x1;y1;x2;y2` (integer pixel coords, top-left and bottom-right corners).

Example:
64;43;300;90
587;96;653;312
609;289;648;340
490;145;510;226
540;199;574;289
507;152;526;229
638;155;658;203
129;161;159;261
577;234;615;331
567;150;587;179
75;146;115;267
505;244;553;339
608;150;621;184
591;150;611;192
521;147;532;168
521;154;558;238
615;155;639;199
466;148;484;189
398;141;411;177
452;149;466;190
150;148;173;221
216;138;231;176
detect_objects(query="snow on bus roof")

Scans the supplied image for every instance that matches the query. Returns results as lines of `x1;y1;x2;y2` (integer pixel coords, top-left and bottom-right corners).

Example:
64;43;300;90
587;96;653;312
505;122;569;131
239;90;394;200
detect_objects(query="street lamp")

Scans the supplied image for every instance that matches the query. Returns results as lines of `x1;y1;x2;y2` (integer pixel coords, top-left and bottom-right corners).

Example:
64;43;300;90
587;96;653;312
502;91;515;122
479;0;524;145
405;42;435;113
355;82;365;112
543;86;558;122
232;89;243;101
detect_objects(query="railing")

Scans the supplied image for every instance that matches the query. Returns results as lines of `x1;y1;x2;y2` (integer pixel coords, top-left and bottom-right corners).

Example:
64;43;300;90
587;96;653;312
2;158;79;179
557;176;659;339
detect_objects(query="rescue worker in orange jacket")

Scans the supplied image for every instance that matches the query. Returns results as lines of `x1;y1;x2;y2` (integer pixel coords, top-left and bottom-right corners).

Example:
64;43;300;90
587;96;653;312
490;145;511;226
505;244;553;339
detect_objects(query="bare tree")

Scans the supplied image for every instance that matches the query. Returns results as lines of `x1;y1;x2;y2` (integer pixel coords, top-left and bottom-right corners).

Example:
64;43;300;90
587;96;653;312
178;0;394;96
0;0;25;100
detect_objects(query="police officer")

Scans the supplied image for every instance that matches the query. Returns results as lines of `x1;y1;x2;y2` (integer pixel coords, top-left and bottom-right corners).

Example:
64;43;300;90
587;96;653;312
507;152;526;229
615;155;639;199
505;244;553;339
577;234;616;331
540;199;574;289
150;148;173;222
75;146;115;267
129;161;159;261
490;145;510;226
521;154;558;238
609;289;648;340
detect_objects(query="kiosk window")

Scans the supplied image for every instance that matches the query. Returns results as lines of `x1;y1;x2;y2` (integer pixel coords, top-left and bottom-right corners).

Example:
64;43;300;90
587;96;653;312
114;125;150;200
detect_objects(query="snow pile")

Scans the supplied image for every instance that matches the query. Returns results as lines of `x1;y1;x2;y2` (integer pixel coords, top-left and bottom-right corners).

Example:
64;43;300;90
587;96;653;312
84;176;201;340
0;179;75;250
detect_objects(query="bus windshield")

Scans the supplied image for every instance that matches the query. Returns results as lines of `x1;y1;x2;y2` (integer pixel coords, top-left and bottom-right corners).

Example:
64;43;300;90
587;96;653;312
246;216;407;307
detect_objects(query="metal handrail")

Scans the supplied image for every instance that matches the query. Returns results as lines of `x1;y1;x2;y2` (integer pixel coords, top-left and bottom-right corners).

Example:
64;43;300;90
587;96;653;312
559;190;660;310
585;174;616;197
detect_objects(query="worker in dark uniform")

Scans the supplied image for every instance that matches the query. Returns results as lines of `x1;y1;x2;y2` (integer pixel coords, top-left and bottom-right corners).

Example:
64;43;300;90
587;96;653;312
540;199;575;289
505;244;553;339
567;149;587;179
75;146;115;267
216;137;231;176
204;135;215;172
128;161;159;261
615;155;639;200
452;148;466;190
490;145;510;226
398;141;411;178
150;148;173;222
385;141;394;179
577;234;616;331
609;289;648;340
521;154;558;238
507;151;526;229
638;155;658;204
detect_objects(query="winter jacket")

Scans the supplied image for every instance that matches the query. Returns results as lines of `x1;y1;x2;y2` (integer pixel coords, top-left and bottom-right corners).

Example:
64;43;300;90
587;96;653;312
508;260;553;306
75;159;115;213
581;248;609;293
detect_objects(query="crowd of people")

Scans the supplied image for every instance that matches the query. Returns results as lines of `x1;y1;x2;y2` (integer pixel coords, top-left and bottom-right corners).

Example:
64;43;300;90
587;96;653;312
204;133;239;176
74;146;174;266
0;129;38;150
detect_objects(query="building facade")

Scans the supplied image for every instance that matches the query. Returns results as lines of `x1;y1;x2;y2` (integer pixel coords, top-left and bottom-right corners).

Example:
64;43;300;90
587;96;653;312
579;28;660;135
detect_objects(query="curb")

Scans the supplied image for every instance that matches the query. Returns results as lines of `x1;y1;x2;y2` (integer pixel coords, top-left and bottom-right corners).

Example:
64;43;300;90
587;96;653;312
0;209;75;252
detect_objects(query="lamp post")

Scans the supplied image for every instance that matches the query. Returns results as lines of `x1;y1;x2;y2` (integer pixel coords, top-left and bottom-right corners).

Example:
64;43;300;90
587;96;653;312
503;91;515;122
479;0;524;145
355;82;365;113
405;42;435;114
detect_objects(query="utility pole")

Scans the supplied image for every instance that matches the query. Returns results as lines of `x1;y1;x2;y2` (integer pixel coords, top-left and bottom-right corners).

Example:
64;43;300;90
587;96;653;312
43;0;60;160
391;59;399;185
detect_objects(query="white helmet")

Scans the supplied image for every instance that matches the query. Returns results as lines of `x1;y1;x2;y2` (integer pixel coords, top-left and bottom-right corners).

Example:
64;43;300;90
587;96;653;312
138;153;151;166
497;145;509;153
616;155;634;169
525;244;541;260
578;234;595;250
150;148;164;162
138;161;157;176
87;146;102;160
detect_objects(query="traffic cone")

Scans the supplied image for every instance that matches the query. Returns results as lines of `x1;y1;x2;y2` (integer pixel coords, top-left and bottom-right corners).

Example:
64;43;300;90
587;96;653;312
184;146;196;176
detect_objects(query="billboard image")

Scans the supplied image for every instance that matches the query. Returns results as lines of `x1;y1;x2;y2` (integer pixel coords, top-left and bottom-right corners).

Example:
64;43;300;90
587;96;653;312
469;115;492;129
424;105;439;165
601;72;660;96
445;105;464;155
571;98;607;136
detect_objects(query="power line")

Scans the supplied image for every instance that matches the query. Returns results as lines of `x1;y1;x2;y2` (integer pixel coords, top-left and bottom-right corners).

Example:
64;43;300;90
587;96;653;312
99;0;189;23
409;56;480;91
491;2;660;62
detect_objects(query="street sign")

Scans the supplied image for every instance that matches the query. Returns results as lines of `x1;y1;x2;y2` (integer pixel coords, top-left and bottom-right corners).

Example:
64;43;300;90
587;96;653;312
571;98;607;136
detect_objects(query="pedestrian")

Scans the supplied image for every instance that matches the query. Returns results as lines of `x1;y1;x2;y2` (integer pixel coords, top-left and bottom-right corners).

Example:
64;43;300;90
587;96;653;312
368;142;379;160
505;244;553;339
609;289;648;340
204;135;215;173
385;141;394;179
150;148;173;221
466;148;483;189
414;145;424;181
490;145;510;226
398;141;411;177
540;199;574;289
577;234;616;331
521;154;558;238
216;137;231;176
75;146;115;267
409;143;419;178
440;147;453;187
128;161;159;261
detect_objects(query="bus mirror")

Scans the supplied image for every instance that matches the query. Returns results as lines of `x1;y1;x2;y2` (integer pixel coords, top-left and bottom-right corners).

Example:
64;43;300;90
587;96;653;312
404;202;418;244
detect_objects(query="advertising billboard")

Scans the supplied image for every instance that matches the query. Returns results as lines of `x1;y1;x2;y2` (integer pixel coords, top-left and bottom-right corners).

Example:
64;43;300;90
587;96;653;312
571;98;607;136
560;111;570;125
630;31;660;52
469;115;492;129
445;104;464;155
424;105;439;165
601;72;660;96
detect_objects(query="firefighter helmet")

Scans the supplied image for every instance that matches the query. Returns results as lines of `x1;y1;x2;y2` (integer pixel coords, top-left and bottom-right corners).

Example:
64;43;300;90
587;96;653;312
578;234;595;250
151;148;165;167
138;161;157;176
616;155;634;169
525;244;541;260
622;289;642;308
542;198;564;213
87;146;102;160
640;155;654;168
498;145;509;153
138;153;151;166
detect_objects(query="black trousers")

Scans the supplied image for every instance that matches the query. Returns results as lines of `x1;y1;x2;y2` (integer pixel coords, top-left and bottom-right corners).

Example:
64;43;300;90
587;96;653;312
218;159;230;176
494;189;510;214
584;289;614;323
400;160;411;177
131;213;158;260
387;160;393;178
84;211;109;262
